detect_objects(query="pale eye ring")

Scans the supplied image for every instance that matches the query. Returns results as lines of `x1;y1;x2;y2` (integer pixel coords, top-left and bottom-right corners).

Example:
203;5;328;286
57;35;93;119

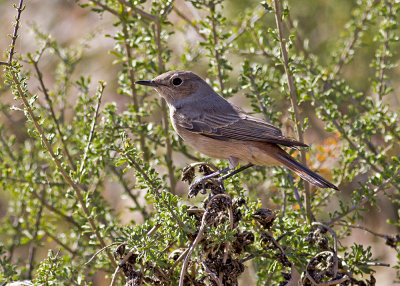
172;77;183;86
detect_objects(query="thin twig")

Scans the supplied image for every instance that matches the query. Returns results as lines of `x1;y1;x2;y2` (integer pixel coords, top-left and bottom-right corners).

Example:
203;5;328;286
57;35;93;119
110;166;148;219
28;52;76;170
226;7;266;44
84;242;124;267
334;222;393;240
89;0;119;16
273;0;313;223
117;0;157;22
79;82;105;174
357;262;390;267
173;6;206;40
27;185;45;279
7;0;24;65
0;176;66;186
167;248;190;276
44;229;76;255
326;171;398;225
332;1;376;77
208;2;224;92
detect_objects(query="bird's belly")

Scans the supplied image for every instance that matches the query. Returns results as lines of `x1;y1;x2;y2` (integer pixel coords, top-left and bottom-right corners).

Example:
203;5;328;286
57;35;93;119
175;125;279;166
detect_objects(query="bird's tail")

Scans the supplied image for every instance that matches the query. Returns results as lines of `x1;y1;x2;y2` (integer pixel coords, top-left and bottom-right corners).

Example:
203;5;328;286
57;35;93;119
272;148;339;190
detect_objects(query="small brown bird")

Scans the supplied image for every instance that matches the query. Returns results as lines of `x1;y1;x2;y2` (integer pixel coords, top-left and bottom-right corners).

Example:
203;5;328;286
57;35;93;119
136;70;338;190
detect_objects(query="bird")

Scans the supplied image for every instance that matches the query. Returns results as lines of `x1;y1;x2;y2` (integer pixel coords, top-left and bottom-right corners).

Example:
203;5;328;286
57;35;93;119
135;70;338;190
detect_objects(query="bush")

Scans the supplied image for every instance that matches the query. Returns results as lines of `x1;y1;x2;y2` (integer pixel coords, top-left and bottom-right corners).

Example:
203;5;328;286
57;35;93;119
0;0;399;285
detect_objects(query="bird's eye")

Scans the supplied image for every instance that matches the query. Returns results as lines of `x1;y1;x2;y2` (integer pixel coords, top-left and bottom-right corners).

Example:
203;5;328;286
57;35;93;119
172;77;183;86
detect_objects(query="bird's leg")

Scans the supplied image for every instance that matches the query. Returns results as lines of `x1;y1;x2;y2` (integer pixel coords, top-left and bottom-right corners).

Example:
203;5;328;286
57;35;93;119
189;166;231;194
190;156;239;189
195;166;231;182
217;163;254;183
189;162;254;195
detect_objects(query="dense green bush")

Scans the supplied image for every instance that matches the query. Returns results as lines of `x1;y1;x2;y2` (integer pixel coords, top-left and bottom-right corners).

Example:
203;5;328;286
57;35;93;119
0;0;399;285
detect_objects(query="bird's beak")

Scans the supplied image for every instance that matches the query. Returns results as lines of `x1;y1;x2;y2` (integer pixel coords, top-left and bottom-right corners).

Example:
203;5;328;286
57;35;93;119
135;80;158;87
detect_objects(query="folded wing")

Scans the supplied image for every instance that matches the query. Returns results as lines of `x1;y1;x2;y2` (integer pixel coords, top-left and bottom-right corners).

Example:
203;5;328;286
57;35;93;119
174;104;307;148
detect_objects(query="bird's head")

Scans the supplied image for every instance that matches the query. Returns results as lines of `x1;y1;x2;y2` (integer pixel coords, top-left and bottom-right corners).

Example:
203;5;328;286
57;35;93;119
135;70;212;104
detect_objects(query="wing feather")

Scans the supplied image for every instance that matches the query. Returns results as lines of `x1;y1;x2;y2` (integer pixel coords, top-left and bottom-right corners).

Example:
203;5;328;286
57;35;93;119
174;105;307;148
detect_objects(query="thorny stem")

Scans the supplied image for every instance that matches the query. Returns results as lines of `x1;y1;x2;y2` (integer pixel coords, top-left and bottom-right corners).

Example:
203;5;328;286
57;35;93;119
273;0;313;224
85;242;124;267
11;71;117;267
